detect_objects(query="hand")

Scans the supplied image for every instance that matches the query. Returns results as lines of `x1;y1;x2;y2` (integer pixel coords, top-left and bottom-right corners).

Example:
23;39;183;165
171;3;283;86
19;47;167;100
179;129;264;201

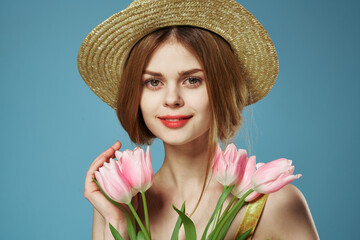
84;141;126;223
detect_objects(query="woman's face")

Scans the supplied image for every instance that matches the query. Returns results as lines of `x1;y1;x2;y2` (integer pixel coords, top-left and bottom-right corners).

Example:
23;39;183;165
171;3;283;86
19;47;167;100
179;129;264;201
140;40;211;146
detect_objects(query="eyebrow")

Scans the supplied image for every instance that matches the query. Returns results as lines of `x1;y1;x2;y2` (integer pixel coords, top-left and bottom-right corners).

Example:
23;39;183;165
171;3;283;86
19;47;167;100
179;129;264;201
143;68;203;77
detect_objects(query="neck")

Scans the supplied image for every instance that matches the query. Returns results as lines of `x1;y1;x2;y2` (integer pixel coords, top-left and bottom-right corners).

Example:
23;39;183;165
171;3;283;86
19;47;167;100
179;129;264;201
153;132;221;218
157;132;211;193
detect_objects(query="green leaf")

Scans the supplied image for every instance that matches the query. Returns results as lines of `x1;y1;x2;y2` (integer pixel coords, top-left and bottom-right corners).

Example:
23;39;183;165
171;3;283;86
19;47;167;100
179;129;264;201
235;228;252;240
201;185;235;240
137;231;146;240
173;205;197;240
109;223;124;240
171;202;186;240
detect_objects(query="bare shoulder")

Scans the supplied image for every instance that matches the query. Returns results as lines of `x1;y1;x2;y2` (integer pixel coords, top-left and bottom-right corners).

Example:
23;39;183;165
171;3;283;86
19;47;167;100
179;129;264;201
268;184;307;213
253;185;319;240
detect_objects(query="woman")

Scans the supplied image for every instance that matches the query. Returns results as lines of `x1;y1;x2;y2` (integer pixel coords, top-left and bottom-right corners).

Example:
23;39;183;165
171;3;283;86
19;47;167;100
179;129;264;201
80;0;319;239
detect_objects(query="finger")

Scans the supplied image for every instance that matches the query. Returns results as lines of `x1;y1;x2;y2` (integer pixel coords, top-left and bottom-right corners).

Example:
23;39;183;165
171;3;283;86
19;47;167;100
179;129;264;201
111;140;122;151
98;141;121;160
85;157;107;191
90;141;122;168
86;141;122;194
89;155;108;172
86;157;104;181
87;141;122;178
109;141;121;158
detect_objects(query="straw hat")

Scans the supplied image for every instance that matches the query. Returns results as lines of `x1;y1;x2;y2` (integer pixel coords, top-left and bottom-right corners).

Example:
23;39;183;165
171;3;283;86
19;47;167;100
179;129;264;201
78;0;279;109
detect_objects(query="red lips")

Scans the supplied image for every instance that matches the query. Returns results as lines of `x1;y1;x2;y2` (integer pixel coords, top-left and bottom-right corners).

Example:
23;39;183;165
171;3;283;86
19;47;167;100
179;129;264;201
158;115;193;128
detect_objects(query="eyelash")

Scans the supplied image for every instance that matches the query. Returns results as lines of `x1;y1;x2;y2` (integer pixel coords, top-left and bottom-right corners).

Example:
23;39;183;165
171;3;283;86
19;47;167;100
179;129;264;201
183;77;202;88
143;77;202;90
143;79;162;90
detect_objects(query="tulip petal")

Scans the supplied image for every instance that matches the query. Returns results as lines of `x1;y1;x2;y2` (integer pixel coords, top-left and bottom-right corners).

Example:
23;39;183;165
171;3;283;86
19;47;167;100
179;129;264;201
95;171;108;196
119;146;154;193
260;173;302;193
251;158;301;194
95;158;133;204
213;144;248;187
252;158;291;183
245;191;262;202
232;155;256;199
115;151;122;162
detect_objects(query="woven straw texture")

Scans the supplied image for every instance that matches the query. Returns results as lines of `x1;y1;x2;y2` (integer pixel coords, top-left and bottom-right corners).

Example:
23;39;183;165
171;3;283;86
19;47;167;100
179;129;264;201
78;0;279;109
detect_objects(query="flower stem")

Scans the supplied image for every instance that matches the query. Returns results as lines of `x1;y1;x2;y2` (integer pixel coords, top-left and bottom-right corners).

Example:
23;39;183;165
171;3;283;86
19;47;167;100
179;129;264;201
211;189;254;240
220;195;237;220
212;185;227;231
200;185;235;240
141;191;151;238
127;202;150;240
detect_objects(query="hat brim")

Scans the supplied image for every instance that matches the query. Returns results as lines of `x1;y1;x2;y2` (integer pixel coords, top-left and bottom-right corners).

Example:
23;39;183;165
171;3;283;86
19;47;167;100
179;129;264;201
78;0;279;109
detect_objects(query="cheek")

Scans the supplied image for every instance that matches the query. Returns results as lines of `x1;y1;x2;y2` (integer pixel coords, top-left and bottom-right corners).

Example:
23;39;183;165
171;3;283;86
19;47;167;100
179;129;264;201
140;91;160;122
188;89;211;115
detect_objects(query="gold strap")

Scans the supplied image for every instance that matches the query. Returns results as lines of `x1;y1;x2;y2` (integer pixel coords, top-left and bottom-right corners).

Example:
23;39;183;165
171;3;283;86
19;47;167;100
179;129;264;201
235;194;268;240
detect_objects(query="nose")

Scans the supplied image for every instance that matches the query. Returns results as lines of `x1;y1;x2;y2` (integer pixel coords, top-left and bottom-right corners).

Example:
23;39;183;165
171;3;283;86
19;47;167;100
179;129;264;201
163;85;184;108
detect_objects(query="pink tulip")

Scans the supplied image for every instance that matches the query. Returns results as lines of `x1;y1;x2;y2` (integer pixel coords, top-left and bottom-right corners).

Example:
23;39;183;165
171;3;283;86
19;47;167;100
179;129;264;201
116;146;153;193
232;155;261;202
95;158;133;204
212;143;247;186
251;158;302;194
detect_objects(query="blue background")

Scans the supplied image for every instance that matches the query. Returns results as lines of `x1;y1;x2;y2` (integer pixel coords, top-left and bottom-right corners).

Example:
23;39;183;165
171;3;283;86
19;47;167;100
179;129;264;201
1;0;359;239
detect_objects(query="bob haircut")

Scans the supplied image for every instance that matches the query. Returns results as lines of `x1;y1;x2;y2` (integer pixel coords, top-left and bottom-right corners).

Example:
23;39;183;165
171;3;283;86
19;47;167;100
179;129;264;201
116;26;248;151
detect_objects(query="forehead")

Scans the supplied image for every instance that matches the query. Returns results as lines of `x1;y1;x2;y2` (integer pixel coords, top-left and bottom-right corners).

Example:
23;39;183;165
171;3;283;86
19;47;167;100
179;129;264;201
145;40;203;73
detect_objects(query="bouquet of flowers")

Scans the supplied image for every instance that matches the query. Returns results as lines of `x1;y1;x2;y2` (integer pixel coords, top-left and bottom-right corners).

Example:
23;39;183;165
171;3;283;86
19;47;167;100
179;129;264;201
93;144;301;240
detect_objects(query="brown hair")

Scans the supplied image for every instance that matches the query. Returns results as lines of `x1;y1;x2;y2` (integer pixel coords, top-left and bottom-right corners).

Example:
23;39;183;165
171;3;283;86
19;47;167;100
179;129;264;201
116;26;248;150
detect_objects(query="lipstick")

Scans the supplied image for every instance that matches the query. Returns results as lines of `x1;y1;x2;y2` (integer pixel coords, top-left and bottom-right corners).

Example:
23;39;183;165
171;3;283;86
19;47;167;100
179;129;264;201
158;115;192;128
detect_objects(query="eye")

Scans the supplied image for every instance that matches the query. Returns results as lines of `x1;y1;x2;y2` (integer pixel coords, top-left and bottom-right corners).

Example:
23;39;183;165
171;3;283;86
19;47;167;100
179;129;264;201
183;77;202;88
148;79;160;86
144;79;162;89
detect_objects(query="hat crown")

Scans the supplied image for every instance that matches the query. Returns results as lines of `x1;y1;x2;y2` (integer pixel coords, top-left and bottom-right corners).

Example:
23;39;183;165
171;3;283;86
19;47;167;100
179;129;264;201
78;0;278;109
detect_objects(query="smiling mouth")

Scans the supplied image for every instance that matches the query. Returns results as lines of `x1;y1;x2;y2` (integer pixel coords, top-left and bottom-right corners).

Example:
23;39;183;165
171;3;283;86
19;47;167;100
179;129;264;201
158;115;192;120
158;115;193;128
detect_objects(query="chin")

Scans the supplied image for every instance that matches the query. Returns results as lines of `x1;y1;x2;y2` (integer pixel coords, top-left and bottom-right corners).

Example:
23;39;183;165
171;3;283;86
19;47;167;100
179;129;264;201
159;136;193;146
158;131;210;147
